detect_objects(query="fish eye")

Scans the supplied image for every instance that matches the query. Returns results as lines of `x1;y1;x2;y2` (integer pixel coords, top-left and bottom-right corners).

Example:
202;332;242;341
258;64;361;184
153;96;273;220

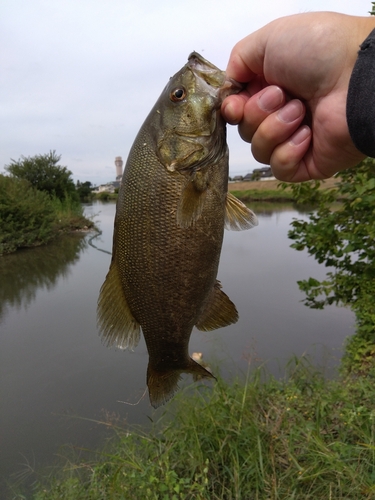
170;88;186;102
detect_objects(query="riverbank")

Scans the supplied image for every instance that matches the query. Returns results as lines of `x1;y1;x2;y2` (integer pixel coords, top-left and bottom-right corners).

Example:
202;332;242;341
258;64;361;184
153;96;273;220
0;188;94;256
30;357;375;499
228;177;339;202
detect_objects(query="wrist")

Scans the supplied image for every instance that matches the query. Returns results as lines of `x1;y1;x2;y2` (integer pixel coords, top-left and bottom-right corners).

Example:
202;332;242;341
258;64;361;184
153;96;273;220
347;24;375;158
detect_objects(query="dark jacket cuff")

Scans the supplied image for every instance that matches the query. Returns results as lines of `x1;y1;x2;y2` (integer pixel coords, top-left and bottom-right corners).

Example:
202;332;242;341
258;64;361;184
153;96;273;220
347;28;375;158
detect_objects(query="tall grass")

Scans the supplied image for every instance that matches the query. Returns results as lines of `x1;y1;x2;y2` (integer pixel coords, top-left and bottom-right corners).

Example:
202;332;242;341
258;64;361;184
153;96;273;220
31;357;375;499
50;194;90;232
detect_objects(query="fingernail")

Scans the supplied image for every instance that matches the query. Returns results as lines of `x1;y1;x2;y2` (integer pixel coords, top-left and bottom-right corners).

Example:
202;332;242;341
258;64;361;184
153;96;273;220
278;100;303;123
258;86;284;112
290;126;311;146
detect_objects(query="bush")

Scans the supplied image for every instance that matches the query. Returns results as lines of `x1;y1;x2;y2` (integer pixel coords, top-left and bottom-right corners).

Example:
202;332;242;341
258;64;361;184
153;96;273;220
0;175;93;255
283;158;375;373
0;175;56;254
97;191;111;201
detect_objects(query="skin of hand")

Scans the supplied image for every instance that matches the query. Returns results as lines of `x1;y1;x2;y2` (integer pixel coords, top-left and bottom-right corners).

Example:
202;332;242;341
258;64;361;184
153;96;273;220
222;12;375;182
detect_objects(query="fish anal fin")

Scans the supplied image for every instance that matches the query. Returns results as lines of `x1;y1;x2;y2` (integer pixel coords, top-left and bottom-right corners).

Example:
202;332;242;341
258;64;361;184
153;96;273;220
176;174;208;228
97;261;140;350
196;280;238;331
225;192;258;231
147;359;215;408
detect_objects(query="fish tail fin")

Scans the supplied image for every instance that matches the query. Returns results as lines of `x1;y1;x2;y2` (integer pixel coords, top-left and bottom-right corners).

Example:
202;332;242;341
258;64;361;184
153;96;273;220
147;359;216;408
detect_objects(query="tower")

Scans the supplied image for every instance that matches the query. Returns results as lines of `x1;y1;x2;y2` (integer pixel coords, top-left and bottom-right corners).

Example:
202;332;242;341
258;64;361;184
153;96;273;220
115;156;123;180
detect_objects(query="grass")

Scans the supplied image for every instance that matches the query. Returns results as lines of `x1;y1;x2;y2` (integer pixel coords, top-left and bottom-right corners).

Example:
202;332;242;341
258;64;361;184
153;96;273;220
28;356;375;499
50;195;94;233
228;178;340;203
230;188;295;202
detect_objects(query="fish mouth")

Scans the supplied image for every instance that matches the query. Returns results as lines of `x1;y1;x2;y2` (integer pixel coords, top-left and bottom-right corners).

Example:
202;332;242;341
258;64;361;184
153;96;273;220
188;51;244;101
219;78;244;100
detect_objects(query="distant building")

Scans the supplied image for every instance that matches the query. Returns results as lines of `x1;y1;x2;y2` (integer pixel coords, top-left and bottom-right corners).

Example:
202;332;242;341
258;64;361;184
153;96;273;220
92;181;121;194
252;167;276;181
115;156;123;181
242;173;253;181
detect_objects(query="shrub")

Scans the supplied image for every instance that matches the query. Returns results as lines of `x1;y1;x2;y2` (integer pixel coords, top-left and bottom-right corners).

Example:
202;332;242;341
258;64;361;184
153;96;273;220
0;175;57;255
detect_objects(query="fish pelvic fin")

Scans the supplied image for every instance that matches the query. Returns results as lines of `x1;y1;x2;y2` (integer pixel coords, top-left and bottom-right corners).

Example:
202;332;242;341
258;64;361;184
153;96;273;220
225;192;258;231
147;359;216;408
195;280;238;331
97;261;140;350
176;173;208;228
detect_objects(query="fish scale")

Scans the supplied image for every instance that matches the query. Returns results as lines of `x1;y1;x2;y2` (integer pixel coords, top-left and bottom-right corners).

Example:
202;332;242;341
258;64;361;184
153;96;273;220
97;52;258;407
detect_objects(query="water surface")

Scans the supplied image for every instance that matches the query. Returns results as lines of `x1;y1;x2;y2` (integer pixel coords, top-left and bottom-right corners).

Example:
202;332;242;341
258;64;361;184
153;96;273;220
0;201;354;497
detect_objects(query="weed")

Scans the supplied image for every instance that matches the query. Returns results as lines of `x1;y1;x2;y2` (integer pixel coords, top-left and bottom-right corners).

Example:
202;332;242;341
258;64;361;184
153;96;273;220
30;357;375;499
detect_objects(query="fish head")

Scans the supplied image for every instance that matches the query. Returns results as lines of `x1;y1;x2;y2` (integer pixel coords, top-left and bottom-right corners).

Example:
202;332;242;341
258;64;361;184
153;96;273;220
151;52;242;172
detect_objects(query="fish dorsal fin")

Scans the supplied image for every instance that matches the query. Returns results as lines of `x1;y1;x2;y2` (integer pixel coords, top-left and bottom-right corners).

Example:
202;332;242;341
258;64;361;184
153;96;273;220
147;359;215;408
97;261;140;350
176;173;208;228
195;280;238;331
225;192;258;231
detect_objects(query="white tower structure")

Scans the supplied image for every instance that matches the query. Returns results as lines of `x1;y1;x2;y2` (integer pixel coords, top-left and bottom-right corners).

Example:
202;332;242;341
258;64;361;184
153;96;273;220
115;156;123;180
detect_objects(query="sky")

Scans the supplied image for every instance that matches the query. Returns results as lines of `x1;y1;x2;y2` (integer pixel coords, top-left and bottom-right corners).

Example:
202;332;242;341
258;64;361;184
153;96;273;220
1;0;371;186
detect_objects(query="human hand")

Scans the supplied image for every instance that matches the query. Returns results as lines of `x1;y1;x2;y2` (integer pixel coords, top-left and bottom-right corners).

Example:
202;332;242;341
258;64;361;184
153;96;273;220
222;12;374;182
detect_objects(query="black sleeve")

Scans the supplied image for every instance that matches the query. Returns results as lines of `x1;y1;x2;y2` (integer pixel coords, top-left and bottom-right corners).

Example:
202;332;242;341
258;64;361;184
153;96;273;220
347;28;375;158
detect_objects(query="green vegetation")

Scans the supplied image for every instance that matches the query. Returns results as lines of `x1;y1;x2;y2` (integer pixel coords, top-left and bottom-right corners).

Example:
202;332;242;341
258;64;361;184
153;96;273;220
282;158;375;375
1;152;94;255
94;191;118;201
30;358;375;499
76;180;94;202
5;151;78;202
231;188;294;202
0;175;56;254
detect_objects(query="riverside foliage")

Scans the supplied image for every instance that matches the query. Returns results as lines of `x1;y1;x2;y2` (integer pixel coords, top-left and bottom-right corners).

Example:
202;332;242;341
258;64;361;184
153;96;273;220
280;158;375;374
0;152;93;255
5;151;78;202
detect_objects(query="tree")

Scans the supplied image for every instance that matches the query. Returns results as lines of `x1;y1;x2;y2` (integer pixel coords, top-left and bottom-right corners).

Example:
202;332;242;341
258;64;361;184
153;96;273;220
5;151;78;202
76;180;93;202
282;158;375;372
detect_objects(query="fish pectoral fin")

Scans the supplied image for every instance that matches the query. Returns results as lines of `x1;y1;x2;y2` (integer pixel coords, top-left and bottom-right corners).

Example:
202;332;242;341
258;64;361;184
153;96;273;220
225;192;258;231
195;280;238;331
97;261;140;350
176;176;208;228
147;359;215;408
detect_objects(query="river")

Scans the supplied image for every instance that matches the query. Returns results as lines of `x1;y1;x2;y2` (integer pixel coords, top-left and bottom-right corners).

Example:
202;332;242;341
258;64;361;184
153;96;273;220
0;200;355;497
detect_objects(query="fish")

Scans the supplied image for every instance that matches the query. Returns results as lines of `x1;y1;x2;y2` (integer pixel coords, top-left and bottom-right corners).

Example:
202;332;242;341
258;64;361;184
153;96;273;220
97;52;258;408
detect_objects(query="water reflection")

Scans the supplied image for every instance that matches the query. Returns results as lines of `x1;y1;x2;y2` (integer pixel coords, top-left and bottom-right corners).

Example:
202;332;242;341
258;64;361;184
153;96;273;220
247;201;316;217
0;234;87;322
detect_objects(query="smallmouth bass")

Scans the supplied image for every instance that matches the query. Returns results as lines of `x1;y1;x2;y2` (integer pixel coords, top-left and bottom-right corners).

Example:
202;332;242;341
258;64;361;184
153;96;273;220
97;52;258;408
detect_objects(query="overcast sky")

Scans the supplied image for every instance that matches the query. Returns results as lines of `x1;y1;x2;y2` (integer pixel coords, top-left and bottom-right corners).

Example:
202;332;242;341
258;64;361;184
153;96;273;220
1;0;371;186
